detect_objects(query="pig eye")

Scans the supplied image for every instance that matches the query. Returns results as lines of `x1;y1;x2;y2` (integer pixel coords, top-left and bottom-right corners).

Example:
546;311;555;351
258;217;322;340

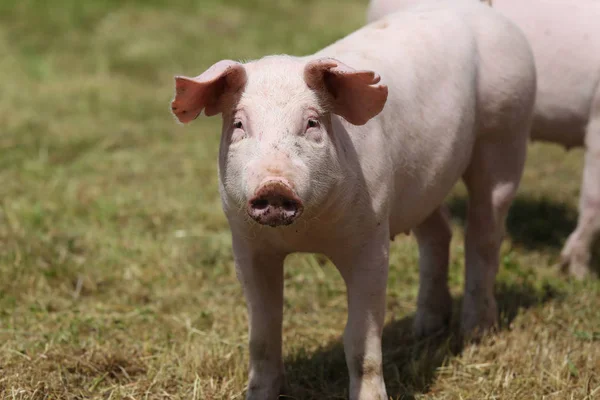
233;120;243;130
306;119;319;130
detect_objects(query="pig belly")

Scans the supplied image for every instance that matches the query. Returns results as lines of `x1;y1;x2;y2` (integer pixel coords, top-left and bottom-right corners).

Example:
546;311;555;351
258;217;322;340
387;145;473;238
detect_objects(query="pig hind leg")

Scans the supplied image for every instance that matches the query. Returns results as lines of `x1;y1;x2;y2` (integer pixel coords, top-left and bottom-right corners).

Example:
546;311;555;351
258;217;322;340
413;205;453;337
561;86;600;279
460;132;527;337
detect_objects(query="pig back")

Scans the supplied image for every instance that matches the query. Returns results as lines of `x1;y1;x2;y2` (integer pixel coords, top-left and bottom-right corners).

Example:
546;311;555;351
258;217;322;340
494;0;600;146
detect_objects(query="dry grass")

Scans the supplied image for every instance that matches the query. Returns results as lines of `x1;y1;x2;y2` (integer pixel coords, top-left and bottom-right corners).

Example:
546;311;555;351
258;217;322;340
0;0;599;399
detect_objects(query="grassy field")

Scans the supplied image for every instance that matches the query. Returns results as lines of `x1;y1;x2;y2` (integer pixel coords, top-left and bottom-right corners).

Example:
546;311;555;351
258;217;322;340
0;0;599;399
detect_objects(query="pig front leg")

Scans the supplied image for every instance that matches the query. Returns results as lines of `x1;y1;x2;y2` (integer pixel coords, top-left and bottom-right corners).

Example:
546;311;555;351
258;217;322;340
333;227;390;400
233;236;286;400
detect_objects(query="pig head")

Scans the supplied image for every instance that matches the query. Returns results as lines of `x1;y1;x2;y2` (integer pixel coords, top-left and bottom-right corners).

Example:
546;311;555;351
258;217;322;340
172;56;387;228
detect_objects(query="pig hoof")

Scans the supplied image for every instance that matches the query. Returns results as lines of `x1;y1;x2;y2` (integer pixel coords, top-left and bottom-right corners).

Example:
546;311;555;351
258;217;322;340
413;307;451;338
246;375;286;400
567;260;592;280
560;249;593;281
460;297;498;341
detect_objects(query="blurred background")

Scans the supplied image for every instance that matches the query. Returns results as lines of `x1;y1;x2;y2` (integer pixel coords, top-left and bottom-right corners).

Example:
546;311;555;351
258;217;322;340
0;1;598;399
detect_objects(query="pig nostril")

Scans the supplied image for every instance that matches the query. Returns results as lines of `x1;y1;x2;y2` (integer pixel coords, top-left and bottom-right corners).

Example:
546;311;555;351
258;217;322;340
282;199;297;212
248;181;304;226
251;198;269;210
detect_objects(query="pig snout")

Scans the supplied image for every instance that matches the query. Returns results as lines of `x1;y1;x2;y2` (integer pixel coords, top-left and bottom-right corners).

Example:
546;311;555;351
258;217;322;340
247;180;304;227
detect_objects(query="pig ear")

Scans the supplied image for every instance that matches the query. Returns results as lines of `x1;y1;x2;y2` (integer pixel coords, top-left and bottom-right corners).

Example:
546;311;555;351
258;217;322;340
171;60;247;124
304;58;388;126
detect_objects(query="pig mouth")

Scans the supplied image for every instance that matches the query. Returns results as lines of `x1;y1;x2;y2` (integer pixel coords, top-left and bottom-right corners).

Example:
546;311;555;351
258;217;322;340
247;181;304;227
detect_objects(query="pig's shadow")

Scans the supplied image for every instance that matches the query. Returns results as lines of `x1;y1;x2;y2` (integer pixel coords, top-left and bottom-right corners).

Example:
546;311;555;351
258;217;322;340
447;195;578;252
447;195;600;275
284;279;562;400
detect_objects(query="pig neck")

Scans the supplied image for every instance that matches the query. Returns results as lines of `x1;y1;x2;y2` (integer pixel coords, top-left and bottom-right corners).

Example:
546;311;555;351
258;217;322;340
324;114;391;239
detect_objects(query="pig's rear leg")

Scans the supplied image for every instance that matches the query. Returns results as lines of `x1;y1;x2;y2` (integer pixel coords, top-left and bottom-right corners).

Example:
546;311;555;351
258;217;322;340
413;205;453;337
561;89;600;279
461;133;527;337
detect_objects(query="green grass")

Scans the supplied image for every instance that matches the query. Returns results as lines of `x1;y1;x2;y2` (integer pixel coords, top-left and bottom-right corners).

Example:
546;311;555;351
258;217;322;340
0;0;599;399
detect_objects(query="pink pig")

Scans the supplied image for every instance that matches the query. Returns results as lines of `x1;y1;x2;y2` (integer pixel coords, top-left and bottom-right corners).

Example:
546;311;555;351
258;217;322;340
368;0;600;280
171;1;536;398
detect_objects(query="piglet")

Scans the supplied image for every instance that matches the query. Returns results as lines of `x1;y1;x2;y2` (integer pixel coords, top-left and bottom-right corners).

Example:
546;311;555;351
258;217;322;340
171;1;536;398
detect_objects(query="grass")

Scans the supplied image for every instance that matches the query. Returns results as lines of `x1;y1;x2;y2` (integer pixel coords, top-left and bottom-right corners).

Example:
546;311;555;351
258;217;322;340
0;0;598;398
